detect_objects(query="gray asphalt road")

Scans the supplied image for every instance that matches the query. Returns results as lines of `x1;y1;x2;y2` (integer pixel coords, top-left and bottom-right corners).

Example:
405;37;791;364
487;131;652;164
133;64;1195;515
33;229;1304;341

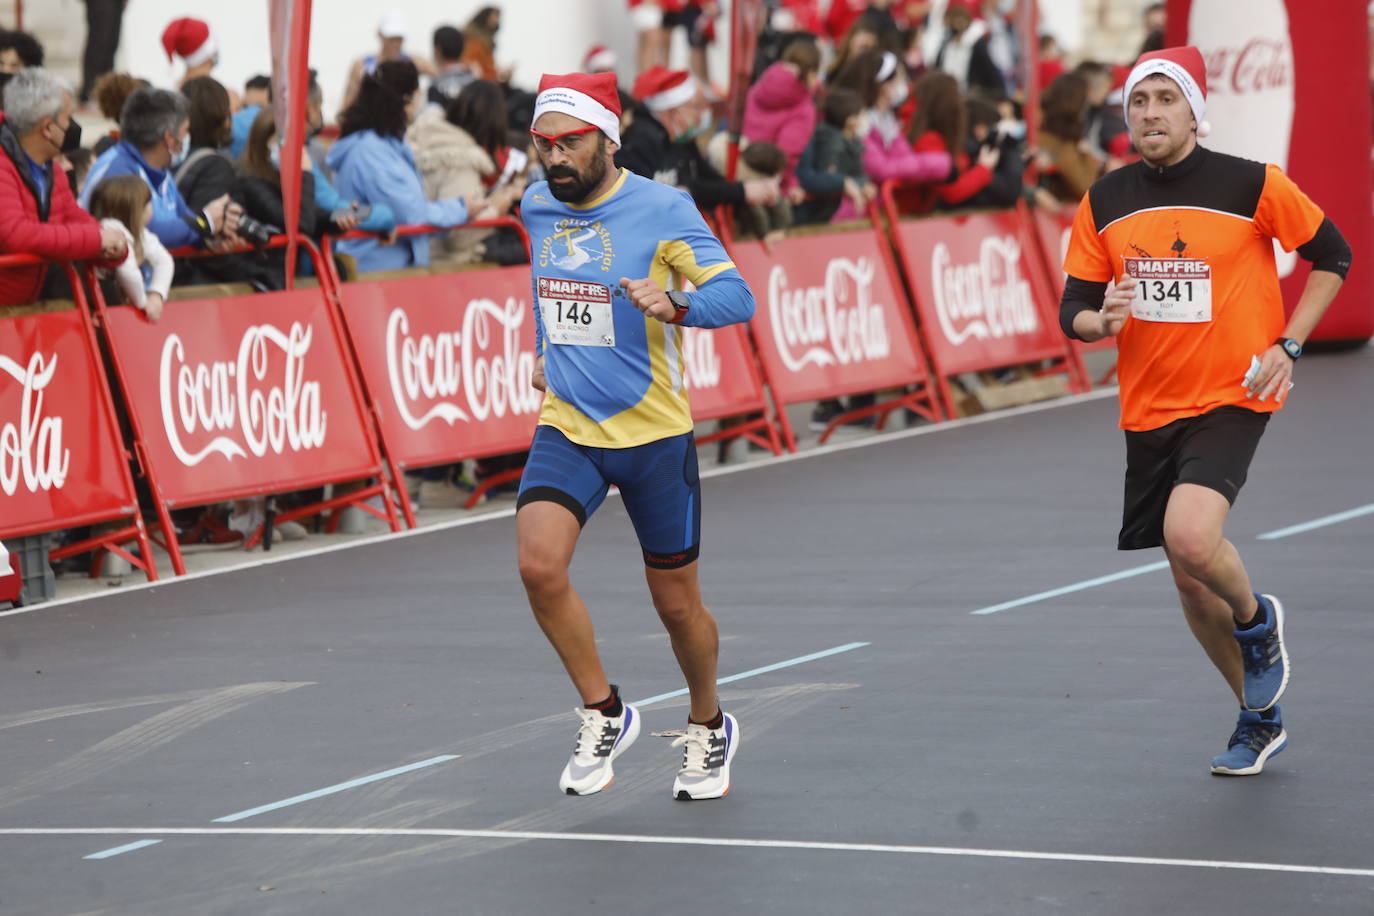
1;347;1370;915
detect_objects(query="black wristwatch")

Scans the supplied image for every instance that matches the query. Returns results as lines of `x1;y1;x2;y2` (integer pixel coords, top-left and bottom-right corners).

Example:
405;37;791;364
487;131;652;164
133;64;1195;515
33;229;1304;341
1275;337;1303;360
666;290;690;325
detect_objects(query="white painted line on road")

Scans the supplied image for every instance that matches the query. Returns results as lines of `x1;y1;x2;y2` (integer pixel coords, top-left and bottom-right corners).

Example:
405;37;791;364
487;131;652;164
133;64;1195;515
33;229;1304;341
971;561;1171;615
17;826;1370;879
1257;503;1374;540
630;642;870;707
83;839;161;859
213;754;461;823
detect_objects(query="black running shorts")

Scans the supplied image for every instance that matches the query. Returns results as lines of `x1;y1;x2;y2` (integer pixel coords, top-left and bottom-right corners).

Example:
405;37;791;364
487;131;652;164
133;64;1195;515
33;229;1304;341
1118;406;1270;550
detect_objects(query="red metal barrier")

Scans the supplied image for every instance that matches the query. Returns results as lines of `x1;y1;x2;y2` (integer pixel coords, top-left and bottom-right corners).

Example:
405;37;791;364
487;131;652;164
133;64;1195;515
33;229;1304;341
89;238;399;574
0;256;157;583
883;189;1089;416
1026;204;1118;386
725;219;944;450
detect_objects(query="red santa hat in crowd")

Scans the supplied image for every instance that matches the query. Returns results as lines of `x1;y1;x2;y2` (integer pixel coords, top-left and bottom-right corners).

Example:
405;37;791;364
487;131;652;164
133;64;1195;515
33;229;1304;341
584;45;618;73
632;66;697;113
1123;45;1211;138
532;72;622;146
161;17;217;68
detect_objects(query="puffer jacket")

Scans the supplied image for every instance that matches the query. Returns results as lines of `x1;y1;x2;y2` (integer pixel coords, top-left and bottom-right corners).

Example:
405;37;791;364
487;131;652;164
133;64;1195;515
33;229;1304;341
406;106;496;265
0;116;104;305
742;62;817;191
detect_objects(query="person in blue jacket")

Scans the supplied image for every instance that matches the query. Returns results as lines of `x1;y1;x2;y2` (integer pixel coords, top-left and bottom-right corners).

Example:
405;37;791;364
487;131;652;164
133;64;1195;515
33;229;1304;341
81;87;241;251
325;60;481;273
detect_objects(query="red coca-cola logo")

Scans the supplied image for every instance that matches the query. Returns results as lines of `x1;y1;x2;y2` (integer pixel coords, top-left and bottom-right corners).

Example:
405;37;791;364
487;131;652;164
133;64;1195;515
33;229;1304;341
679;326;722;391
1204;38;1292;96
930;236;1038;346
766;257;891;372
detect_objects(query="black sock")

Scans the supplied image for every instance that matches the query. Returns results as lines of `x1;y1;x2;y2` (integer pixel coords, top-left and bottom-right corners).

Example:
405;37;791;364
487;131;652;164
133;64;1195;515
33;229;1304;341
585;685;623;718
690;708;724;730
1236;596;1267;630
1259;706;1279;722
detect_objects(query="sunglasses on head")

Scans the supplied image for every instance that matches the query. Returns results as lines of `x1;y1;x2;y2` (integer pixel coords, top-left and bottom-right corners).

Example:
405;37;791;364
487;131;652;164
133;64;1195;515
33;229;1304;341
530;124;600;156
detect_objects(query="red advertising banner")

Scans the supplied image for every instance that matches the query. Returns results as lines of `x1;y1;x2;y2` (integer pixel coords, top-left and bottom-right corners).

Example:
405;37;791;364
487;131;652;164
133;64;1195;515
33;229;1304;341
679;323;769;422
1173;0;1373;342
0;310;138;536
102;291;383;505
1029;206;1117;383
335;269;542;471
893;207;1084;411
731;228;933;402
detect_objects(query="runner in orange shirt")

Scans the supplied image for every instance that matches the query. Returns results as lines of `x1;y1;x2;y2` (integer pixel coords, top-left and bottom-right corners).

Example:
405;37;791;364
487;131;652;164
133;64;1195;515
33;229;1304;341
1058;47;1351;776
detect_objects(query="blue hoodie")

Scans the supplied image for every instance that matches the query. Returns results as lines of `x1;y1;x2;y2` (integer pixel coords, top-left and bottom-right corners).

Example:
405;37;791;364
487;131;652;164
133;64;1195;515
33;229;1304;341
81;141;204;250
325;129;469;273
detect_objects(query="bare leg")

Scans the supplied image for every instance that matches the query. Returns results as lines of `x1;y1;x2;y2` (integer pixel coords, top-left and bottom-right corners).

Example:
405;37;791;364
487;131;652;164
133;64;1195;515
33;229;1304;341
645;561;719;722
1162;483;1261;702
516;501;610;705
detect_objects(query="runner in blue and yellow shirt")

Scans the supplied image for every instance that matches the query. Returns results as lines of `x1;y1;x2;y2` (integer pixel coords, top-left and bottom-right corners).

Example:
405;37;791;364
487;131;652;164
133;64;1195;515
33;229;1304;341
516;71;752;801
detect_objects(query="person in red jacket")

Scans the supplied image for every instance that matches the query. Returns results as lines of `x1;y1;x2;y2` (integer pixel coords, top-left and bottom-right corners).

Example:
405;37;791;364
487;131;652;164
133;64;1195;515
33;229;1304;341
905;70;997;211
0;68;124;306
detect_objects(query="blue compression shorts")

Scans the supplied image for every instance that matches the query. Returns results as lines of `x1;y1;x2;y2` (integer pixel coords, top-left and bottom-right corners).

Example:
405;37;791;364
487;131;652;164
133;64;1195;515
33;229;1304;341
516;425;702;569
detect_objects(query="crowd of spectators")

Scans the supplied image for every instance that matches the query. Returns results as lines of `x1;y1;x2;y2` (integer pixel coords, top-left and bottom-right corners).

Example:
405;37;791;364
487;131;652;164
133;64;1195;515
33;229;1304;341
0;1;1164;560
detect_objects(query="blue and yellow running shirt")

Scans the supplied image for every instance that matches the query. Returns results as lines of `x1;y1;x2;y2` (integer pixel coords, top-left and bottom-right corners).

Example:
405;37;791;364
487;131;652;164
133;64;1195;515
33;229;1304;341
522;168;755;448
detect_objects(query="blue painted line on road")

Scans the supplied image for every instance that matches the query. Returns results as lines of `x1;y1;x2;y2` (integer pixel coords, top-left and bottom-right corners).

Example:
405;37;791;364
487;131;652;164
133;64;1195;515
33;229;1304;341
971;561;1172;615
1257;503;1374;540
84;839;162;859
213;754;460;823
631;642;871;707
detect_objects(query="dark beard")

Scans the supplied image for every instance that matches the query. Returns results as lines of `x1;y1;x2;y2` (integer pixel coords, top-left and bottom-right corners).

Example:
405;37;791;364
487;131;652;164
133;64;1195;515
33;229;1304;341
546;153;608;204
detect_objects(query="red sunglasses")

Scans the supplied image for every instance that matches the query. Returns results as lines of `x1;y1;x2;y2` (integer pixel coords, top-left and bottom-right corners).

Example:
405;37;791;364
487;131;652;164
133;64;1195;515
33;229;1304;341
529;124;600;154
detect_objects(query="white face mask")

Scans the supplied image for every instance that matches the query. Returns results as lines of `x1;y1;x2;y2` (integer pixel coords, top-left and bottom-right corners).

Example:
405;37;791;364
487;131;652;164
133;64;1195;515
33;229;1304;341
269;146;281;169
170;133;189;168
887;80;908;109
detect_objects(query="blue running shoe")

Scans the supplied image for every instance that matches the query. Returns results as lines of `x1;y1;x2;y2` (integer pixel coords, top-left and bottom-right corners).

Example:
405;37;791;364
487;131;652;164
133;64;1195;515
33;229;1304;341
1234;593;1289;712
1210;707;1287;776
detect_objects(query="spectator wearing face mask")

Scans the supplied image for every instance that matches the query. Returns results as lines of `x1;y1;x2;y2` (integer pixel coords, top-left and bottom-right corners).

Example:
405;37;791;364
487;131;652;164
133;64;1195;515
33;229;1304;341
617;66;778;213
829;49;952;220
0;29;44;76
0;68;125;306
82;87;243;252
327;60;480;274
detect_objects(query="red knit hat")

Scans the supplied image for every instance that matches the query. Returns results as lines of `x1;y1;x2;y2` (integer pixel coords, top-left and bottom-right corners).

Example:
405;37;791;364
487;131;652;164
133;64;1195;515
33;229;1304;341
632;66;696;112
533;72;623;146
161;18;217;68
1124;45;1210;138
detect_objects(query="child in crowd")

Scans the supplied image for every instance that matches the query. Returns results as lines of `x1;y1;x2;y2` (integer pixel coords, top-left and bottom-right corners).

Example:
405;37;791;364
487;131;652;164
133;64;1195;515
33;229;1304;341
87;175;173;322
735;141;793;242
794;88;874;225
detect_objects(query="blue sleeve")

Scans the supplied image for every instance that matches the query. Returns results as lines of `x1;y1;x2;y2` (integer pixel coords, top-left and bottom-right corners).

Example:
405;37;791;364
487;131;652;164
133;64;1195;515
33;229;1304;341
366;144;468;228
315;171;397;231
660;191;755;328
148;210;202;249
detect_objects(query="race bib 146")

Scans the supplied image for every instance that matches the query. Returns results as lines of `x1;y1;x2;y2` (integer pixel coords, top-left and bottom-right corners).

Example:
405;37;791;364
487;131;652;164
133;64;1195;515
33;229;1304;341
537;277;615;347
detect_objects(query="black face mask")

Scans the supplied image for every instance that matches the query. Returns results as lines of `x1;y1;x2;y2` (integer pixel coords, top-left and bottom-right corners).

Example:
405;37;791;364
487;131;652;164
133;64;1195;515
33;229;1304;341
60;117;82;154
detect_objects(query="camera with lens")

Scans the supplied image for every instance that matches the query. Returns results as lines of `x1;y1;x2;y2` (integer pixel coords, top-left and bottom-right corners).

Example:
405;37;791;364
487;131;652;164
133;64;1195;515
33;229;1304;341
182;210;278;248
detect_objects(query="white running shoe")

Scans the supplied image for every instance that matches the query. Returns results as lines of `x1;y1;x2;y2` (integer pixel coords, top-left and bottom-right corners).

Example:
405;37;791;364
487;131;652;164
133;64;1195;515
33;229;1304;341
671;712;740;800
558;703;640;796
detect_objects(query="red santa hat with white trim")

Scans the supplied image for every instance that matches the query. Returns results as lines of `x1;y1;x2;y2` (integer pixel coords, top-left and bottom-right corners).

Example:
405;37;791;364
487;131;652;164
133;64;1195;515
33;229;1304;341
533;72;622;146
584;45;617;73
632;66;697;113
161;17;217;68
1123;45;1210;138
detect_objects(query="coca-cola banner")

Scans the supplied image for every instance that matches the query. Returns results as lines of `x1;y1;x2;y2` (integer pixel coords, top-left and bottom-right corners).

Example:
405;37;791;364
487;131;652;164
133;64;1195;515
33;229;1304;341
1174;0;1373;342
729;229;930;404
0;311;137;536
679;323;769;422
336;269;541;467
897;210;1075;377
103;291;381;504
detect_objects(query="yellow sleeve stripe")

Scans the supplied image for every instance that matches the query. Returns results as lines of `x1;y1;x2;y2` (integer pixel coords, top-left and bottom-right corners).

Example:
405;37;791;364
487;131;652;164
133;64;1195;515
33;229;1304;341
654;239;736;289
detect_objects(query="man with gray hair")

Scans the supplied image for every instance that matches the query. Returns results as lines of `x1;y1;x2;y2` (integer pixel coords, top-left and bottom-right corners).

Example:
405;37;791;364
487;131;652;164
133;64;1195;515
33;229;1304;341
0;67;125;305
81;86;241;250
